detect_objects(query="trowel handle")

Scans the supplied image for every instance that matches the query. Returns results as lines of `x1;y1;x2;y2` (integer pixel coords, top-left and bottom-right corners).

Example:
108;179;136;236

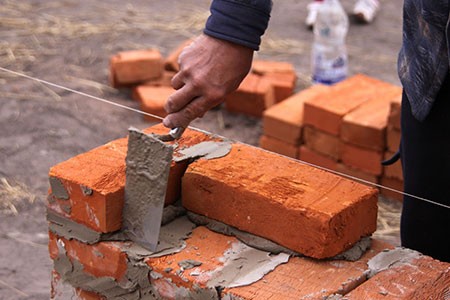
169;127;186;140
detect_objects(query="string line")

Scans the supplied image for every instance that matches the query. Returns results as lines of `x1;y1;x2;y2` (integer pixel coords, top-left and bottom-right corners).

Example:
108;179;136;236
1;66;449;210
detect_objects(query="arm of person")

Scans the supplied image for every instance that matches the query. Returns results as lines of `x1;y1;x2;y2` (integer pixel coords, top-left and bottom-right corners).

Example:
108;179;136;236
163;0;272;129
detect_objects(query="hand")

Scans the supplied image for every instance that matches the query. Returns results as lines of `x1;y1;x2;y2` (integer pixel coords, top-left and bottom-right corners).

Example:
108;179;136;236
163;34;254;128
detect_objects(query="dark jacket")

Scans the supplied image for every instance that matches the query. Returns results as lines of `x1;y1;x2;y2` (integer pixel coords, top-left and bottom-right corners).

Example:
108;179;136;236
204;0;272;50
398;0;449;121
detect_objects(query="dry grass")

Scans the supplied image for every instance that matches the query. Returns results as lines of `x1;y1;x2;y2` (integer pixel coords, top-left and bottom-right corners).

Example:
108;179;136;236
0;177;36;215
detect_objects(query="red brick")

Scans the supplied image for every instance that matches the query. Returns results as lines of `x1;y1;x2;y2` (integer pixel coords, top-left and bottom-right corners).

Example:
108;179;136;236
223;239;394;300
263;84;329;144
259;135;298;158
341;142;384;176
386;127;401;152
48;233;128;281
251;60;296;75
182;143;378;259
48;124;217;232
341;87;402;151
345;255;450;299
146;226;233;290
142;70;175;87
387;97;402;131
303;74;394;136
261;72;296;103
383;151;403;180
380;176;403;202
298;145;338;171
303;125;342;160
225;73;275;117
336;163;379;185
164;39;194;72
132;85;175;122
48;137;128;232
109;49;163;88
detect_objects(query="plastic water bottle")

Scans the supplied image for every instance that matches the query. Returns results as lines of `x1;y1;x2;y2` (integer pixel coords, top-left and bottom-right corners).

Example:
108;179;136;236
311;0;349;85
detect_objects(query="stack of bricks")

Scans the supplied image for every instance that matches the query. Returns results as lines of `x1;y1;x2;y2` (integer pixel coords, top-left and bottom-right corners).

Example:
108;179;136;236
110;41;297;122
224;60;297;117
381;98;403;201
47;122;450;299
261;74;404;202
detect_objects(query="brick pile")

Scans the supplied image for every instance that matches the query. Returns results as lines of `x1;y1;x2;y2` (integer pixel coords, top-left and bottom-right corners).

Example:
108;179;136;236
47;121;449;299
261;74;404;202
110;41;297;121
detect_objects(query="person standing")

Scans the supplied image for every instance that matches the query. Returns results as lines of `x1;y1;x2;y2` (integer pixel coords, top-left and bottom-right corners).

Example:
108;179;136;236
306;0;380;28
163;0;450;263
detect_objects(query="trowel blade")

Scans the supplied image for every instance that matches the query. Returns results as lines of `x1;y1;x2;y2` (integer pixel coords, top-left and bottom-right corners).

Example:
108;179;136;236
123;127;173;252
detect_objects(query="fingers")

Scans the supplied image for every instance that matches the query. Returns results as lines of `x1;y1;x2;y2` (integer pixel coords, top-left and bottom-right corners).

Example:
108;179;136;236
163;96;221;128
165;83;199;114
171;71;185;90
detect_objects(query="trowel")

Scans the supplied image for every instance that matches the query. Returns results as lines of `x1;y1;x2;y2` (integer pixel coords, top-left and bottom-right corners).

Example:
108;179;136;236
122;127;185;251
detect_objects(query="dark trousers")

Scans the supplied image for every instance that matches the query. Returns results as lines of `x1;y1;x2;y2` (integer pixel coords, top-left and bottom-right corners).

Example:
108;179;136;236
400;78;450;262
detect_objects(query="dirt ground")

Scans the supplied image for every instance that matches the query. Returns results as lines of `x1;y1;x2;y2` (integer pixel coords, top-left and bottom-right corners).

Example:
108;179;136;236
0;0;403;299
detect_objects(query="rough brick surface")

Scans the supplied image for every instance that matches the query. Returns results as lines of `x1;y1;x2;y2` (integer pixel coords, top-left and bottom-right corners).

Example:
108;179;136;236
182;143;378;259
263;84;329;144
303;75;394;136
132;85;174;122
303;125;341;160
259;135;298;158
341;142;384;176
47;124;216;232
345;255;450;299
341;89;402;151
261;72;296;103
298;146;338;171
109;49;163;88
251;60;296;75
225;73;275;117
223;240;394;300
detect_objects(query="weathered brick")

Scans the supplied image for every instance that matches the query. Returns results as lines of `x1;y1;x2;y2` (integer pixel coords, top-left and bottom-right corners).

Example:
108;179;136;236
164;39;194;72
344;255;450;299
132;85;175;122
182;143;378;259
109;49;163;88
225;73;275;117
303;125;342;160
223;240;394;300
263;84;329;145
251;60;296;75
303;74;393;136
341;88;402;151
341;142;384;176
48;124;216;232
379;176;403;202
259;135;298;158
298;146;338;171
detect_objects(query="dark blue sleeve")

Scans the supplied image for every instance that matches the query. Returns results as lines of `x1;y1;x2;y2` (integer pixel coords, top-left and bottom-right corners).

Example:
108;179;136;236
204;0;272;51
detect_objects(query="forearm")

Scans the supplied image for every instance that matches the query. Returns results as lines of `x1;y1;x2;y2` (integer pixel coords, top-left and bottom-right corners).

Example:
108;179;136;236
204;0;272;50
